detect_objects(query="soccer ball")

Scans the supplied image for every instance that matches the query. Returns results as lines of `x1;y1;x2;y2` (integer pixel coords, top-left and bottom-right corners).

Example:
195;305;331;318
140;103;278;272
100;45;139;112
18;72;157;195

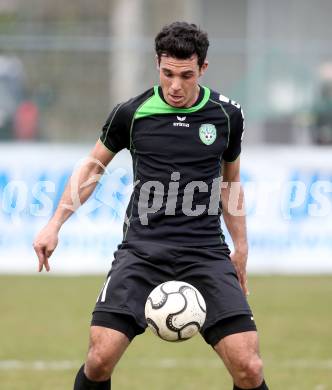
144;281;206;342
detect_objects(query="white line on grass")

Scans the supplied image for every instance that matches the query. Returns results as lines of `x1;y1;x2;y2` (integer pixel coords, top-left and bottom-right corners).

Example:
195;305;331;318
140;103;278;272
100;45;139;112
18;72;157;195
1;358;332;371
0;360;80;370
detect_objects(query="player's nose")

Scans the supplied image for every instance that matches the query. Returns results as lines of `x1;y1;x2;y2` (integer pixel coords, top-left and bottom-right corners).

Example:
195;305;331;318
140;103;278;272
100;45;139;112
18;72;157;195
170;78;182;92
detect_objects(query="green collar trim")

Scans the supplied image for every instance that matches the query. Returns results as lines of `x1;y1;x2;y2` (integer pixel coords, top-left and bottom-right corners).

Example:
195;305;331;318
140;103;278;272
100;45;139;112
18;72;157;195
134;85;210;119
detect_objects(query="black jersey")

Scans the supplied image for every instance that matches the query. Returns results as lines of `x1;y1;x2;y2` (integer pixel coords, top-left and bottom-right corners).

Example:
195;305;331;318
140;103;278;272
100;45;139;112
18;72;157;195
100;85;244;248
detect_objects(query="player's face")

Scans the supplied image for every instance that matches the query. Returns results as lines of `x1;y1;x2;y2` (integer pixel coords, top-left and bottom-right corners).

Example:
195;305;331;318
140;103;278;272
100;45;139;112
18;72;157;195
157;54;208;108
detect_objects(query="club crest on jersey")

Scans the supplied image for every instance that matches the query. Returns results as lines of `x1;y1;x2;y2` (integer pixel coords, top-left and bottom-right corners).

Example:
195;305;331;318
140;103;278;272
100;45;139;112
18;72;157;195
199;124;217;145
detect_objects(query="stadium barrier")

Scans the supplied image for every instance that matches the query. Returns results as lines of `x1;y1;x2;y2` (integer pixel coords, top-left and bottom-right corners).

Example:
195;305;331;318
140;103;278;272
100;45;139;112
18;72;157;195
0;143;331;274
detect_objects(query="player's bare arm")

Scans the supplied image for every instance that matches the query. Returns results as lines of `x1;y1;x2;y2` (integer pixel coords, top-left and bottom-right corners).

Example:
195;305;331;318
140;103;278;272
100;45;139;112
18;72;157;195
221;157;249;296
33;139;114;272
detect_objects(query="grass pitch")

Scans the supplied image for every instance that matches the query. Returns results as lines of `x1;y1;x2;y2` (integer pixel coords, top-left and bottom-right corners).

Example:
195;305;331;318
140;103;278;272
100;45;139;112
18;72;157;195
0;275;331;390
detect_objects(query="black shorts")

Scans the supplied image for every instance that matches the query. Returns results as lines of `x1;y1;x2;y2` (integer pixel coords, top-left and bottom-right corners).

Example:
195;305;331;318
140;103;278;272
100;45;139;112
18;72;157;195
92;242;255;345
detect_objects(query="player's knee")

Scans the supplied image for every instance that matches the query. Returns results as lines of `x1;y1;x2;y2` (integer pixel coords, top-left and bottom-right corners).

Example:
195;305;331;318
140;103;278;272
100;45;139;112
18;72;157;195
86;345;112;381
236;356;263;385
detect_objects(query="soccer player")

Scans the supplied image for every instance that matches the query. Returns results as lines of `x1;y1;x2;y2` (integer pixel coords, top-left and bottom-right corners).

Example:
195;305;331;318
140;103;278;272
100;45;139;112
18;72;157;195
33;22;269;390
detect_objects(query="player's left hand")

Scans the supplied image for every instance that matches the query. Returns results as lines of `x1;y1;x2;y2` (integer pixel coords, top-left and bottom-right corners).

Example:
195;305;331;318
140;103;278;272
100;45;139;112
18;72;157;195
230;251;249;296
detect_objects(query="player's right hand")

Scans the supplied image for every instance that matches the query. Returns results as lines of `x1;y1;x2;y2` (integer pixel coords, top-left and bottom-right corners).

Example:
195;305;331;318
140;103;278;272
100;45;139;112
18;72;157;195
230;250;249;297
33;222;60;272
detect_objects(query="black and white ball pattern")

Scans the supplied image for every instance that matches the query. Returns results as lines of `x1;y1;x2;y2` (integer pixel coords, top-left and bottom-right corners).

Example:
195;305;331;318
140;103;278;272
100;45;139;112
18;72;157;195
144;281;207;342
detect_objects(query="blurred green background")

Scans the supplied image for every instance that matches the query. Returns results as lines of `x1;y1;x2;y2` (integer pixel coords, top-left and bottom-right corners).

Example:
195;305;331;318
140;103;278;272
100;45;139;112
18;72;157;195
0;0;332;144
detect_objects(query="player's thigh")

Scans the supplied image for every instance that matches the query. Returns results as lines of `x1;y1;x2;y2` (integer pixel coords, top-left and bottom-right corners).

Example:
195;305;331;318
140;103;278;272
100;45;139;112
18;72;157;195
86;325;130;372
214;330;261;376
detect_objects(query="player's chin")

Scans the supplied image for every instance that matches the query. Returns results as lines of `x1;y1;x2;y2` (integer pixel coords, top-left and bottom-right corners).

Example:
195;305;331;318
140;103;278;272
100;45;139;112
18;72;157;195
168;99;186;107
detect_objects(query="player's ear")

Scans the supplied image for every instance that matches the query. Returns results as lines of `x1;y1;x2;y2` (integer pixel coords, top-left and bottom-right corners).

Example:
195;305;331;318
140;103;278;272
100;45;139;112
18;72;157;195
199;60;208;77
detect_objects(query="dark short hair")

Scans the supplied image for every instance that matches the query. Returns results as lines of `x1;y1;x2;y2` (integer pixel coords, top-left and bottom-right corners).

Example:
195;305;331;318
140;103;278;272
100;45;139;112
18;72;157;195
155;21;209;68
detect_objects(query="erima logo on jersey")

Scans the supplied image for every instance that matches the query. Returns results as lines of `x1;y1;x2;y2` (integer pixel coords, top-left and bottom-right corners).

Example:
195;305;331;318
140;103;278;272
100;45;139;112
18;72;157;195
173;116;189;127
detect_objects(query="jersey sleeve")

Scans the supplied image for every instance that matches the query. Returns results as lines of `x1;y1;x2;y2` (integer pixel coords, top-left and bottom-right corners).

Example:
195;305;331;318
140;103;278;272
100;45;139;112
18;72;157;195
99;103;131;153
222;107;245;162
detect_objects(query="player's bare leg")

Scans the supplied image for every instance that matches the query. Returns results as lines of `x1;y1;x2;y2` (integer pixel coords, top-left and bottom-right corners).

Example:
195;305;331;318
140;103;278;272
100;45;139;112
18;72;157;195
214;331;268;390
74;326;130;389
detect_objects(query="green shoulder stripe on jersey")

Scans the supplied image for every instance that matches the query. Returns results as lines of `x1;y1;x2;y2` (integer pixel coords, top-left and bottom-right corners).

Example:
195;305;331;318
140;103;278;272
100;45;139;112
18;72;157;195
134;85;210;119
